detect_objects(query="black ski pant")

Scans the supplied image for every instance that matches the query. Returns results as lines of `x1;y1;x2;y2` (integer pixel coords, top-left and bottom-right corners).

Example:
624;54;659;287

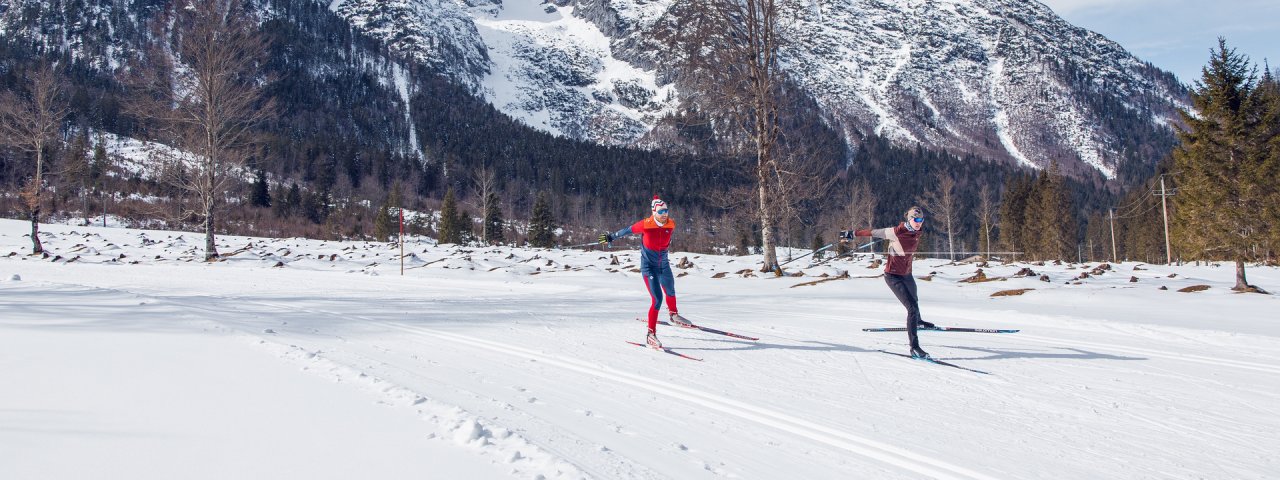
885;273;924;350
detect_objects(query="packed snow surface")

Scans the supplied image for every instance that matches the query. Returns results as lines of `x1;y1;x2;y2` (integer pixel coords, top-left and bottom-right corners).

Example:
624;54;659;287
1;218;1277;479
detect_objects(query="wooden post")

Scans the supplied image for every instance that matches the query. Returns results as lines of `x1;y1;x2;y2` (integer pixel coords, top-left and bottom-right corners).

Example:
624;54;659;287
399;208;405;276
1109;208;1117;262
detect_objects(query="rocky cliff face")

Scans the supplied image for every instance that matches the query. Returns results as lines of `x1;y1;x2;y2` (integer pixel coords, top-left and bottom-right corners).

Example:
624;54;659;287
338;0;1184;178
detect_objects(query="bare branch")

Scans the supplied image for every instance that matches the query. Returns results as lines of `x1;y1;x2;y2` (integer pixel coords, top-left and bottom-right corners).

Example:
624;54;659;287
131;0;275;260
0;62;69;254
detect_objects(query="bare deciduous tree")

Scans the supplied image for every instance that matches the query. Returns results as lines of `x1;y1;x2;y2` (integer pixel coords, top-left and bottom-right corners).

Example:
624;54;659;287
977;183;996;258
846;179;876;235
663;0;796;275
920;172;960;260
135;0;273;261
472;166;499;244
0;64;69;254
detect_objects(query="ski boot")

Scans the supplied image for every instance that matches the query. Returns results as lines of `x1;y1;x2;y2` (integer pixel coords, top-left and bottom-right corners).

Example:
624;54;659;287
910;346;932;360
918;321;938;330
646;331;663;349
669;312;695;328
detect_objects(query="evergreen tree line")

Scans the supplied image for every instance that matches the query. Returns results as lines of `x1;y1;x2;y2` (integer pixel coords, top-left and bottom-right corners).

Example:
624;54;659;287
996;161;1080;261
1;0;1180;260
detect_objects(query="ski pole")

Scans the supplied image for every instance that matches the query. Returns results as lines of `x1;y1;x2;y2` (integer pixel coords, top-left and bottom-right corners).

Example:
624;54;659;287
558;240;605;249
778;241;838;267
808;238;882;267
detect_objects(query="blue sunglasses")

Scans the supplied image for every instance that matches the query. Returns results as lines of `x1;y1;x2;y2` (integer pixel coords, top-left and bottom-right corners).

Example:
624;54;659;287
656;209;669;215
911;217;925;222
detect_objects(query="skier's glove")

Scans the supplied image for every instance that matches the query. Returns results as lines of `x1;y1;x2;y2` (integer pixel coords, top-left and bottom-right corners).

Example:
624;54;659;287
598;232;613;244
839;230;855;240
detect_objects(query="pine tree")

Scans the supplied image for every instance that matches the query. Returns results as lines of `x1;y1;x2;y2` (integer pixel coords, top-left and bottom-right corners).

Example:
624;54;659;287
304;188;329;225
1031;161;1074;261
483;191;504;245
528;191;556;248
275;182;299;218
997;175;1032;257
373;201;393;242
373;183;403;242
250;169;271;208
90;139;108;184
455;209;474;244
438;187;461;244
1255;67;1280;263
1172;38;1271;291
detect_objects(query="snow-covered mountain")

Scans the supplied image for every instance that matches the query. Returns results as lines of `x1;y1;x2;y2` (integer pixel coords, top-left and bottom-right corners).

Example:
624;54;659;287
1;0;1187;180
326;0;680;146
329;0;1188;178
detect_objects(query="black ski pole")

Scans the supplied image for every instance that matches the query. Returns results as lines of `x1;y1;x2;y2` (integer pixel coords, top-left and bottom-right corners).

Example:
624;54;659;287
779;241;838;267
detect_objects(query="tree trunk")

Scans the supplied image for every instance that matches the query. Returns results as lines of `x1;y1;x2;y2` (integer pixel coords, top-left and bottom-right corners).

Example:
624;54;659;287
29;205;43;255
81;184;89;226
30;149;44;255
1233;259;1249;291
204;193;219;261
947;219;954;260
757;156;779;276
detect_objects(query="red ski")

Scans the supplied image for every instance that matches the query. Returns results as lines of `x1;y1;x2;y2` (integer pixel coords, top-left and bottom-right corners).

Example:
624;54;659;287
626;341;703;361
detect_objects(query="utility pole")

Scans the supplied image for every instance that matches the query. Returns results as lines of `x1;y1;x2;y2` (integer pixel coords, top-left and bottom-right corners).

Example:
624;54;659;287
1158;175;1173;265
1109;208;1117;262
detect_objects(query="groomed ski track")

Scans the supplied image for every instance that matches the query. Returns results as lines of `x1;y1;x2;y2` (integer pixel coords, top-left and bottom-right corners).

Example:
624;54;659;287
55;283;1003;480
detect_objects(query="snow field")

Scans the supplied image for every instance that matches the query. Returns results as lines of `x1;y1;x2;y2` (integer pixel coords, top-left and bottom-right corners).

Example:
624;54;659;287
1;218;1277;479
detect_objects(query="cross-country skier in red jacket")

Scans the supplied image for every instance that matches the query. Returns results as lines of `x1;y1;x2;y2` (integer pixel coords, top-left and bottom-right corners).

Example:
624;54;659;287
598;195;693;349
842;206;937;359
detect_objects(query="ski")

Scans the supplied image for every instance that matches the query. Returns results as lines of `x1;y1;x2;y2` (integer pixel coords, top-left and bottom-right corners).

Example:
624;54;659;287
862;326;1020;334
626;341;703;361
639;318;760;341
877;349;990;375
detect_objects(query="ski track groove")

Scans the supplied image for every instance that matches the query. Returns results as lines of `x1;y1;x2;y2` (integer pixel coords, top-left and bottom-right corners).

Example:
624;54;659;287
711;305;1280;376
375;324;1001;480
220;296;1002;480
278;337;659;480
35;283;613;480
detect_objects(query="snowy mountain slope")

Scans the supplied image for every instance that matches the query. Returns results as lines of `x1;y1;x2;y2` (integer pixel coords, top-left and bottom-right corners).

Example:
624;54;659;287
325;0;1185;177
326;0;491;89
467;1;678;144
3;218;1277;479
788;0;1189;173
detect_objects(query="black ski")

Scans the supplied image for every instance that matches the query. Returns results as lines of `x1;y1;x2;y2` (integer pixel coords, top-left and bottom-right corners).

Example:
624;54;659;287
863;326;1019;334
876;349;990;375
638;318;760;341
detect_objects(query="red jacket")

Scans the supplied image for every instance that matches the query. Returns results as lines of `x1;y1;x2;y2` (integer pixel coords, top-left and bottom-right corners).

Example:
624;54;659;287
855;223;921;276
631;216;675;252
610;216;676;274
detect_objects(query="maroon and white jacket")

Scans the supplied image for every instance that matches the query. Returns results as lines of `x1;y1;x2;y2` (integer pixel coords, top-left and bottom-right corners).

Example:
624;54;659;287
855;223;922;276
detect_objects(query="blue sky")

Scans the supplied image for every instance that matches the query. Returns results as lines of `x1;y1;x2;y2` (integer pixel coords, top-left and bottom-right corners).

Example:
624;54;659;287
1039;0;1280;85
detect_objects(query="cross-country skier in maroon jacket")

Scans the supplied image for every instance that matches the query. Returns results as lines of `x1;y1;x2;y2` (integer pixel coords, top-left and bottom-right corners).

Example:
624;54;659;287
841;206;937;359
